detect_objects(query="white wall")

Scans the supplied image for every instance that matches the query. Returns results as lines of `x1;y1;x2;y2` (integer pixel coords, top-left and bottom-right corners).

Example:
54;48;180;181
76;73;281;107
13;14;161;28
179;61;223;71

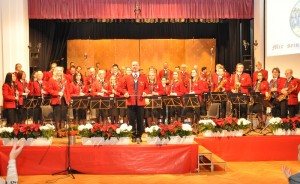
0;0;29;106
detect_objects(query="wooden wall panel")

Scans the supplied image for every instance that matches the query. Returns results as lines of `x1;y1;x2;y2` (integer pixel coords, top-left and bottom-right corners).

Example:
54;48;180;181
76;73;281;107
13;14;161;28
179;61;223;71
67;39;216;75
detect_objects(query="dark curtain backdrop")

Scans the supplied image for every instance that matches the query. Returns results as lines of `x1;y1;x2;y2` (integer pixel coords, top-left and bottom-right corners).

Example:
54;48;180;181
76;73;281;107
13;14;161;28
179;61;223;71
29;20;250;73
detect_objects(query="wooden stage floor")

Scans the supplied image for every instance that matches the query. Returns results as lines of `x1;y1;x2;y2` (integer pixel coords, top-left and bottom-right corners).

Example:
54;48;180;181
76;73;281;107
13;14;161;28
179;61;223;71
13;161;299;184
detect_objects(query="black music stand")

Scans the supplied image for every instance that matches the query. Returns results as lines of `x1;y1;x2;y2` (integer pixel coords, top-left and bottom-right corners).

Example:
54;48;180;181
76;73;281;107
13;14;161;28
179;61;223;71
70;96;90;121
210;92;228;118
41;96;51;106
90;97;114;110
182;94;200;124
163;96;183;123
145;96;163;125
229;93;248;119
114;97;127;109
248;92;264;132
23;96;40;123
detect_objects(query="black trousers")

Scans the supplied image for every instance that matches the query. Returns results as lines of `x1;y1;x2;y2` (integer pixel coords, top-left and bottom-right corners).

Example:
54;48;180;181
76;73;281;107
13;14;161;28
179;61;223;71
127;105;144;138
5;108;17;126
270;98;281;117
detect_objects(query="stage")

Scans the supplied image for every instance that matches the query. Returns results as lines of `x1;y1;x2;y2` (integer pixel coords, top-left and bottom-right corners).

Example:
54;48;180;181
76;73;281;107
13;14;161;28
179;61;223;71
195;135;300;161
1;135;300;176
0;142;198;176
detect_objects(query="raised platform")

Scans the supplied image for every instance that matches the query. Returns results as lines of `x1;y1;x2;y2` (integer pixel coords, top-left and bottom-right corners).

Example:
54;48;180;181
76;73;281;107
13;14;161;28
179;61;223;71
0;143;198;176
195;135;300;161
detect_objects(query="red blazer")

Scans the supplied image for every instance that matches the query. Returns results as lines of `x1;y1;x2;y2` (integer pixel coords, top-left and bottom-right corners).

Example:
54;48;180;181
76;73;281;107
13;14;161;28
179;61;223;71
84;75;97;90
180;72;190;89
230;73;252;94
148;81;159;94
253;69;268;82
158;69;173;82
2;83;16;109
157;83;171;96
91;80;109;96
42;71;53;81
29;80;47;97
253;80;269;95
169;80;185;96
47;78;71;105
15;80;28;106
70;82;88;96
186;80;209;101
211;75;230;92
118;74;150;106
106;83;121;97
278;77;299;105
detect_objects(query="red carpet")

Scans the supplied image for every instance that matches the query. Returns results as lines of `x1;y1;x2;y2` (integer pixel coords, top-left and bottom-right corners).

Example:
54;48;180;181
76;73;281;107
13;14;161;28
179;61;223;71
195;136;300;161
0;144;198;175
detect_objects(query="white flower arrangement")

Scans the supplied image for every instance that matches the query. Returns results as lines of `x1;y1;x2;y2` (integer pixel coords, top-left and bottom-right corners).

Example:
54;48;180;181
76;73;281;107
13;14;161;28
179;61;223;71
237;118;251;125
269;117;282;124
145;125;160;133
78;123;93;131
198;119;216;126
39;124;55;131
0;127;14;134
182;124;193;131
116;123;133;137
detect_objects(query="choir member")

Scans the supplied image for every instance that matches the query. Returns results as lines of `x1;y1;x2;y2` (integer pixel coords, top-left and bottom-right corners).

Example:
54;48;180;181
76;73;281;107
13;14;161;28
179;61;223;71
43;62;57;81
157;77;170;124
180;64;190;93
158;62;173;85
107;75;121;124
15;71;29;124
251;71;269;128
211;67;230;118
230;63;252;118
144;71;160;127
267;67;285;117
253;61;268;82
169;71;185;123
2;73;18;126
30;71;46;124
84;67;97;95
277;69;300;118
91;70;109;124
47;67;71;136
70;72;87;125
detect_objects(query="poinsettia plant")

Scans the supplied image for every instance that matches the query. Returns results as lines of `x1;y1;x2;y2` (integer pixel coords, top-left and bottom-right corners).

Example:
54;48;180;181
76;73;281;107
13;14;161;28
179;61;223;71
91;123;119;140
13;124;41;139
268;117;283;131
39;124;55;139
198;119;216;132
145;122;193;140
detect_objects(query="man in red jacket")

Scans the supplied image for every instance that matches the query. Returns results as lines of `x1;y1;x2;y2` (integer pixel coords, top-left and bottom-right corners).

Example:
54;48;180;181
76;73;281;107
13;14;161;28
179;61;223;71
119;61;149;142
278;69;299;118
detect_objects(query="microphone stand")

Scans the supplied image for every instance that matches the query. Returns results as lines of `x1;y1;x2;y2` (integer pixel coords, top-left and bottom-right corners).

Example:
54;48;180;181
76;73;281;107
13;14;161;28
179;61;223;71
52;100;80;179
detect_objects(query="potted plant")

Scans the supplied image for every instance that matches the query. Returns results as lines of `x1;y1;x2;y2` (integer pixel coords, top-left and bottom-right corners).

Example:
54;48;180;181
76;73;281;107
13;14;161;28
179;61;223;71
198;119;216;137
0;127;14;146
145;125;161;144
269;117;284;135
115;123;133;145
78;123;93;145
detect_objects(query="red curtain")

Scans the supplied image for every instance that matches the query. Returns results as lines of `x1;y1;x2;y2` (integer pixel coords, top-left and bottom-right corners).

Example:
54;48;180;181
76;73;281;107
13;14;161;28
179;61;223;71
28;0;253;19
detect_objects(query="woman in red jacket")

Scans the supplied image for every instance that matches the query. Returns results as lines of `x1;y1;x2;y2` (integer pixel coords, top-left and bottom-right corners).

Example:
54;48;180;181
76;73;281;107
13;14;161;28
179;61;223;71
252;71;269;129
16;71;29;124
107;75;121;124
169;71;185;123
2;73;19;126
47;67;71;135
70;72;87;125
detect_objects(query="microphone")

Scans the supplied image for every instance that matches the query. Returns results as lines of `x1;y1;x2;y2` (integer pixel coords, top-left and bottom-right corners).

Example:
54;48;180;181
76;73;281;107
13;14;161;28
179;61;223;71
210;48;214;55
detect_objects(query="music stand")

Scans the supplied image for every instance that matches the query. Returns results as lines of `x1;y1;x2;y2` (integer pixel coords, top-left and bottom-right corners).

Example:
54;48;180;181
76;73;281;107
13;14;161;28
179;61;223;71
114;97;127;109
70;96;90;121
145;96;163;109
181;94;200;124
41;96;51;106
163;96;183;123
210;92;228;118
23;96;40;124
229;93;248;119
90;97;114;110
